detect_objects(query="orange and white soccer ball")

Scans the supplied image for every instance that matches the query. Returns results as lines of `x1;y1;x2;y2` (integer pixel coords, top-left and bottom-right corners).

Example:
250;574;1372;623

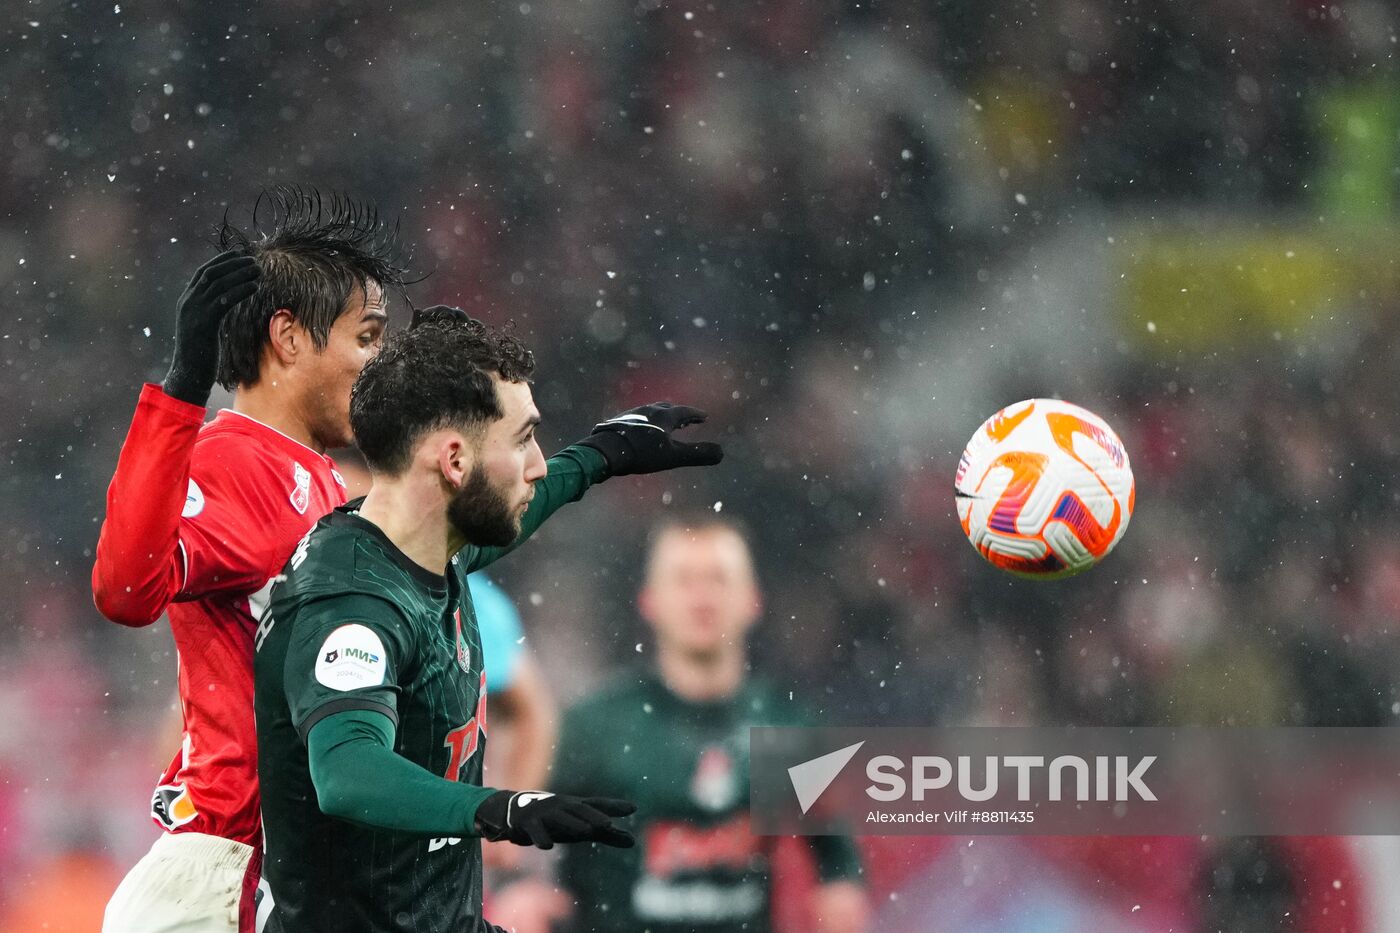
955;399;1135;579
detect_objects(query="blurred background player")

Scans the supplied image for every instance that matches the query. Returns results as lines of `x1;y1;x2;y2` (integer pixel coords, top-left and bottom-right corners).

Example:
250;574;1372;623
494;515;870;933
92;187;407;933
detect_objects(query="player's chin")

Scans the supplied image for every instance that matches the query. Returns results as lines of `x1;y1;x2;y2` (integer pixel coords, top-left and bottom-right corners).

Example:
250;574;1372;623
681;641;727;661
325;412;355;449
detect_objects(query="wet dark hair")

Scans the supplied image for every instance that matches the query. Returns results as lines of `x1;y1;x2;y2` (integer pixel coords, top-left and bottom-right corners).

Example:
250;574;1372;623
214;185;410;389
351;320;536;475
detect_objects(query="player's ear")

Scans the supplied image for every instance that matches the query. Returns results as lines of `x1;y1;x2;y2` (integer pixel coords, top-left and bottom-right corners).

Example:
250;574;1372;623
438;434;469;488
267;309;299;366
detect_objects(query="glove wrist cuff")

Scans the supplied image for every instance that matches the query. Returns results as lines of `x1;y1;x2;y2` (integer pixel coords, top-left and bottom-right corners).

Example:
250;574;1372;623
576;432;629;477
161;366;214;408
474;790;514;841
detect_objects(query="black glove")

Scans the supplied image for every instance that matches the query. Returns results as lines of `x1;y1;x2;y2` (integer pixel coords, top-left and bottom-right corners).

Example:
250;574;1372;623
475;790;636;850
576;402;724;477
410;304;476;329
162;250;261;406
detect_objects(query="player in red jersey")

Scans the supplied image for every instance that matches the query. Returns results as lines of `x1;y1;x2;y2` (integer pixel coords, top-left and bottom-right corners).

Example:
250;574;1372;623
93;187;409;933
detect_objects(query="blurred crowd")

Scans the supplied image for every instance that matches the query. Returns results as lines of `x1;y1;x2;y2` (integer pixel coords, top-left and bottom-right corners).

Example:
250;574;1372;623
3;0;1400;928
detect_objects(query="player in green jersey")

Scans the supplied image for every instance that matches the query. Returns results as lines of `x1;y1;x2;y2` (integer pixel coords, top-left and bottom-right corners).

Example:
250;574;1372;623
495;515;869;933
253;313;723;932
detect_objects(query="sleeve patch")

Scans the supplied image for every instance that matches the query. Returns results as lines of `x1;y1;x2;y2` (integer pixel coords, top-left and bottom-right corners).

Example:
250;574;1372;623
182;478;205;517
314;624;388;691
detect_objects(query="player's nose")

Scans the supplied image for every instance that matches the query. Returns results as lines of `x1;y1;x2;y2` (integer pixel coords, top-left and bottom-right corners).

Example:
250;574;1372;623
525;440;547;482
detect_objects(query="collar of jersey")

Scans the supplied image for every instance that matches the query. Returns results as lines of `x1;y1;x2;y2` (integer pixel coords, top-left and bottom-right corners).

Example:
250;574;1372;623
214;408;332;463
330;504;450;594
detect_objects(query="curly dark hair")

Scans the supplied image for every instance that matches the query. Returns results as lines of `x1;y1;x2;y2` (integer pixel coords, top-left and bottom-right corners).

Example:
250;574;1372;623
351;319;536;474
214;185;412;388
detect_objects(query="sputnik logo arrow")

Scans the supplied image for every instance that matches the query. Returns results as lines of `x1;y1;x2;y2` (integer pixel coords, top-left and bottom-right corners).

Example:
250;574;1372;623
788;741;865;814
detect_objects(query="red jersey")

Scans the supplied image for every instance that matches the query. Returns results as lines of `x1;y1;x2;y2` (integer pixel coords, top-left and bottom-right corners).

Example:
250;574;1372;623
93;384;346;845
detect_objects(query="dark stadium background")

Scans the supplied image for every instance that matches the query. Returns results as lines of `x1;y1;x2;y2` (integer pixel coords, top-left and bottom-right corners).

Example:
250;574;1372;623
4;0;1400;929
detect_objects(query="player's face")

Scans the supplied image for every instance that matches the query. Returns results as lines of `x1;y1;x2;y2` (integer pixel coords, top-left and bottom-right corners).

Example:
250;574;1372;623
447;379;546;546
302;281;387;449
641;528;761;658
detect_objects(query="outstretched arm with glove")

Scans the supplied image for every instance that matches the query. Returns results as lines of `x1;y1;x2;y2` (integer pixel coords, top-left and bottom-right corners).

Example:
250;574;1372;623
306;707;635;850
462;400;725;573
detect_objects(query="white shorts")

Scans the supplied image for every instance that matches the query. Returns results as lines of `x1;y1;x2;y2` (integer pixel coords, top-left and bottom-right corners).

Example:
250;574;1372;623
103;832;258;933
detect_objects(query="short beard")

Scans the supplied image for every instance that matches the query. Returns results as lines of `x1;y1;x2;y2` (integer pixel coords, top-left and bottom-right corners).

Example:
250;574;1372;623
446;462;520;548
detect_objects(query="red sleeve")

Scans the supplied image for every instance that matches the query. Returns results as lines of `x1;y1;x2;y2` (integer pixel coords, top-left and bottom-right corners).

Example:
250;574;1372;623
92;384;207;627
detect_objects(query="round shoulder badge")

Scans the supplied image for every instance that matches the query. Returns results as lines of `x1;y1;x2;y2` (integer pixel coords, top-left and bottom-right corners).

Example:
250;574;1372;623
315;624;388;691
182;479;205;518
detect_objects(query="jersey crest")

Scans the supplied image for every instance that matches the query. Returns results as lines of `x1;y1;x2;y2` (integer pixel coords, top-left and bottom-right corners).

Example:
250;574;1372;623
691;745;740;812
290;462;312;514
454;609;471;674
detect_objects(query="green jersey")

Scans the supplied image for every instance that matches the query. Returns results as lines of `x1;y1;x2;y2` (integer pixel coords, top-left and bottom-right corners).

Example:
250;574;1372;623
255;447;606;933
554;672;862;933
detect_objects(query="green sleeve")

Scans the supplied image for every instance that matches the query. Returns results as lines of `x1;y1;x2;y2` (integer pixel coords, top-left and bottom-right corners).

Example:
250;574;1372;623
307;708;500;835
808;833;863;883
461;445;609;574
284;593;415;739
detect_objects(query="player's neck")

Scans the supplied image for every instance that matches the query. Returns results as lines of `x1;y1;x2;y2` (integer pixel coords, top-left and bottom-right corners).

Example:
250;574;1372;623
231;384;325;455
357;480;454;577
658;647;745;703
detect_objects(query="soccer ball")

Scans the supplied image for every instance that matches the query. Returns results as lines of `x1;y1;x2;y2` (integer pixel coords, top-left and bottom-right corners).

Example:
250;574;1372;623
955;399;1135;579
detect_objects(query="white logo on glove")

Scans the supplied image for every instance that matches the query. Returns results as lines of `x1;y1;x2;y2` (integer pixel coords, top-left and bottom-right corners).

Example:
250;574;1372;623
598;414;663;432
